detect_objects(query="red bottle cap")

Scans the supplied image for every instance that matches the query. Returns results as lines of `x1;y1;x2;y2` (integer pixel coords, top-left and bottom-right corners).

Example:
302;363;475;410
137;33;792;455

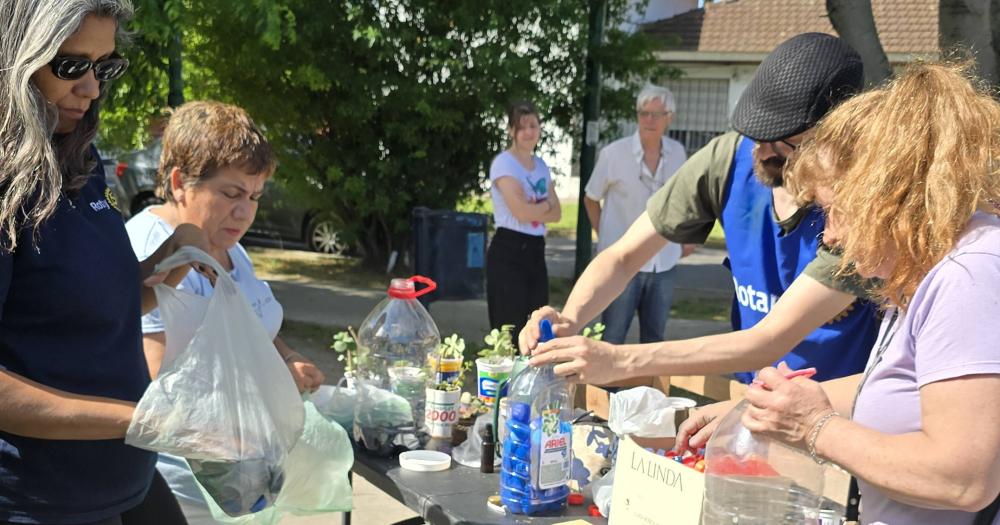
567;493;584;506
387;276;437;299
588;504;602;516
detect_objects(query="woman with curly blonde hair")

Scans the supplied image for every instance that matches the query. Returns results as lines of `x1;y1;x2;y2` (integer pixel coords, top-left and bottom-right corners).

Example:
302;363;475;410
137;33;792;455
680;62;1000;524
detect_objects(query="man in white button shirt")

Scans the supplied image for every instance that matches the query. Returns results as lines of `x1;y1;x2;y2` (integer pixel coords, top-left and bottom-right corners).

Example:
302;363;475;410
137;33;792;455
583;85;688;344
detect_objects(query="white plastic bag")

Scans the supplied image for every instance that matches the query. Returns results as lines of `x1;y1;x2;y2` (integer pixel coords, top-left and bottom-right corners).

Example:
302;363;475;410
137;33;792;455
199;397;354;524
588;465;615;517
452;413;498;468
126;247;305;515
609;386;687;437
312;377;356;431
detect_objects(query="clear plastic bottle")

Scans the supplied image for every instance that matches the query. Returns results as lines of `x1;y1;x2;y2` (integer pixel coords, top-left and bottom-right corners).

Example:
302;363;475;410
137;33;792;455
499;320;573;515
354;277;440;455
702;398;826;524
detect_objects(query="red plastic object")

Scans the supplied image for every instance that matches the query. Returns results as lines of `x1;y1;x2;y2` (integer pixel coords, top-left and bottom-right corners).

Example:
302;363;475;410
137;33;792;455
588;504;602;517
708;454;779;477
665;450;679;458
567;493;584;506
387;276;437;299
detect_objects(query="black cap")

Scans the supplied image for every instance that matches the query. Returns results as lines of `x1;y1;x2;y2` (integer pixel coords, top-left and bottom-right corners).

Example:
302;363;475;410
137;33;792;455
731;33;864;142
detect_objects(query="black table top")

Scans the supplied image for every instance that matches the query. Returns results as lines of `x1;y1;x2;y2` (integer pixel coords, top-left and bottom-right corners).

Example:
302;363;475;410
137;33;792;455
352;443;607;525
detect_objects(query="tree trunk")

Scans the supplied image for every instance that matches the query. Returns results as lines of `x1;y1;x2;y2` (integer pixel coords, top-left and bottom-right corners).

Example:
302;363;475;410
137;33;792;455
826;0;893;86
993;0;1000;77
939;0;998;86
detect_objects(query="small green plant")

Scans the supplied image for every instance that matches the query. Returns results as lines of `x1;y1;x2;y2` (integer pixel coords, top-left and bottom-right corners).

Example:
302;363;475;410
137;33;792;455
427;333;469;391
330;327;368;375
582;322;606;341
478;324;516;364
436;333;465;359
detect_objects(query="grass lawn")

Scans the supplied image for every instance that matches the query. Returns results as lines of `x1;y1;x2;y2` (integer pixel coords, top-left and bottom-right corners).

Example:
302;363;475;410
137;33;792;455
457;194;579;237
249;247;729;322
459;192;726;246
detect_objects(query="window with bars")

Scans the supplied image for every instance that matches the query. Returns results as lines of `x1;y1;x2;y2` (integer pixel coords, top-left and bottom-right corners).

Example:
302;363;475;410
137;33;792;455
662;77;731;155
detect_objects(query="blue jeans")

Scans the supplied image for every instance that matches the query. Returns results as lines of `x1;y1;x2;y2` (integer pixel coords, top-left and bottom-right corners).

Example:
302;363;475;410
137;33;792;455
601;269;677;344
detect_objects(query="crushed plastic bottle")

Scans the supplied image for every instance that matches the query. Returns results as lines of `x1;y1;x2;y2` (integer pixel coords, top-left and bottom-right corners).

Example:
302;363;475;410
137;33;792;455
500;320;573;515
354;277;440;456
702;369;826;524
189;457;284;517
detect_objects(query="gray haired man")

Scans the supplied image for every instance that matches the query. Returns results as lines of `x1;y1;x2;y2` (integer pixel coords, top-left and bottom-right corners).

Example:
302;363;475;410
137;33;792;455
583;85;688;344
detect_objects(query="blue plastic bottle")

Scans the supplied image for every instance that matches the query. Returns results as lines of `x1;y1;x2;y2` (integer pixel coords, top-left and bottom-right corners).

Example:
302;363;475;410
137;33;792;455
499;320;573;515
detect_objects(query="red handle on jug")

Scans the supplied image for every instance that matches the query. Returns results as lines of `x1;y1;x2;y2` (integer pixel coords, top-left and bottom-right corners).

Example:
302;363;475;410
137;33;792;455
387;275;437;299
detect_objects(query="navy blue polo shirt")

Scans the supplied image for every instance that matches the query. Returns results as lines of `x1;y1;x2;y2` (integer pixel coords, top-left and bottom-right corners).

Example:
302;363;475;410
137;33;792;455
0;153;156;524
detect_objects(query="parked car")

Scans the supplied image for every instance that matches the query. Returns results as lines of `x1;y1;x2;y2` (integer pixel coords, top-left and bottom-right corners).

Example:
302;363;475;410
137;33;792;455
113;141;350;255
97;148;129;213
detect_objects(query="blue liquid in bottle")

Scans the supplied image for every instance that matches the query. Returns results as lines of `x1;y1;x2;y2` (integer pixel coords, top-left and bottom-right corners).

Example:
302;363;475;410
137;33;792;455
499;320;573;515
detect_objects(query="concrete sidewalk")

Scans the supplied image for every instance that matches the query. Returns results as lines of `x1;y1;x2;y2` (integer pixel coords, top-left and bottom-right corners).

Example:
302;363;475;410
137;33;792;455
270;243;732;345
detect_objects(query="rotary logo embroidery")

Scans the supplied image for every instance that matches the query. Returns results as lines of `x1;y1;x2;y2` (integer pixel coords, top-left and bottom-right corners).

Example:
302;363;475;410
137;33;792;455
104;187;120;212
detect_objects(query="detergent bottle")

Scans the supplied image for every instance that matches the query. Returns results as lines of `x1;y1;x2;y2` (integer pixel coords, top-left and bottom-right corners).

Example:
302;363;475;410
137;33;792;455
499;320;573;515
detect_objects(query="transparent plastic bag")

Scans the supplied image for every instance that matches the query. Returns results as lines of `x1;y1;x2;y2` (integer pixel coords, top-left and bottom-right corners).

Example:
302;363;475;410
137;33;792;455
353;382;419;455
126;247;305;515
312;377;356;431
451;413;499;468
199;398;354;524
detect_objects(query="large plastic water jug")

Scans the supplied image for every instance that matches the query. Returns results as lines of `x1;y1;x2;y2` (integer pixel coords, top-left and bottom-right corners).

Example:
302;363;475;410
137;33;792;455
354;276;440;455
702;398;826;524
499;320;573;515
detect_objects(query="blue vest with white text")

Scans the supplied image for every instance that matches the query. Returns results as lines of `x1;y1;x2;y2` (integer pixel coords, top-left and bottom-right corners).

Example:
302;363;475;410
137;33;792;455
720;137;878;383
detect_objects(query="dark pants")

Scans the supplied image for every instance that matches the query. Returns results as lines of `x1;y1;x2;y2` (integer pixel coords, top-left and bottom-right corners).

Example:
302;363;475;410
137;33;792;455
486;227;548;338
3;471;187;525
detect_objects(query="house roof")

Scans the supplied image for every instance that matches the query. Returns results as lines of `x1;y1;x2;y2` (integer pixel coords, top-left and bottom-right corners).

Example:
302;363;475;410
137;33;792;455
643;0;938;57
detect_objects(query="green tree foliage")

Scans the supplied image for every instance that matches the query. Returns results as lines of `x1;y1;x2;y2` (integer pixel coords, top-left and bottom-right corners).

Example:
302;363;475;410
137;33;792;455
103;1;667;263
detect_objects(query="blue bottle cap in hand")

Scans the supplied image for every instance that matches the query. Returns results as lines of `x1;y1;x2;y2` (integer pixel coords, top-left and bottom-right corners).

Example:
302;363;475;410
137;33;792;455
538;319;555;343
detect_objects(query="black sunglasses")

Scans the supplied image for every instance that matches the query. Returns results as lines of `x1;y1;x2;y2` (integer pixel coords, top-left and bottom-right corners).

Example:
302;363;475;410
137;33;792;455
49;54;129;81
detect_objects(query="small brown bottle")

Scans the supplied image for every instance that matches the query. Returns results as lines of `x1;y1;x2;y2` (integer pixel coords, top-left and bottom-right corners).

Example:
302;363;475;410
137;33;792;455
480;423;496;473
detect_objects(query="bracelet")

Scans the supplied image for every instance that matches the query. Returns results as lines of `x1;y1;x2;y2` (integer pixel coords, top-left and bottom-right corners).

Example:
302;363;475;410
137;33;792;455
807;410;840;465
282;352;302;363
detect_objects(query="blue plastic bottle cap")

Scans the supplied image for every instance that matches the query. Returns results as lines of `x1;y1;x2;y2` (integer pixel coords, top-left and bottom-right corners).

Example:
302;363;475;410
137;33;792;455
250;495;267;512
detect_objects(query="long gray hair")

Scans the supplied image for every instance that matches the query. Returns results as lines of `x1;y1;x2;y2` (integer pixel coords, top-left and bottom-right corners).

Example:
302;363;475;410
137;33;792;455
0;0;133;252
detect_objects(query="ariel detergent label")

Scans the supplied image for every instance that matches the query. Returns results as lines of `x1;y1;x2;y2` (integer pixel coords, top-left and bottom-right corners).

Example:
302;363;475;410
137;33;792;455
537;406;571;489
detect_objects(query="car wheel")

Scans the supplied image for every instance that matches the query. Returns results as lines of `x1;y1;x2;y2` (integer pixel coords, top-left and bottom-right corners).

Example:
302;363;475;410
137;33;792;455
131;193;164;216
306;216;348;255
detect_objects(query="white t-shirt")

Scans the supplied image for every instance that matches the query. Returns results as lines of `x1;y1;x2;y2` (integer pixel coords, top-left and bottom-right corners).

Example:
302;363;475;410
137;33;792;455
125;207;284;510
489;151;551;237
585;133;686;272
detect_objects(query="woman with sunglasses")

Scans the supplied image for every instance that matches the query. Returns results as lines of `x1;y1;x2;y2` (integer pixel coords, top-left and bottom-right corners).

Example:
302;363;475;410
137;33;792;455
0;1;209;523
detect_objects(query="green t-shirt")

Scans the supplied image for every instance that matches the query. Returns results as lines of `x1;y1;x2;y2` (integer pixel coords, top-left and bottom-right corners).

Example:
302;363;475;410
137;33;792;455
645;131;869;297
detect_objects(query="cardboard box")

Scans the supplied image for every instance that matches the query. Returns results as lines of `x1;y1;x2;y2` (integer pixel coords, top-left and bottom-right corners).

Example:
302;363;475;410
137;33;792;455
610;435;704;525
609;435;850;525
580;376;671;420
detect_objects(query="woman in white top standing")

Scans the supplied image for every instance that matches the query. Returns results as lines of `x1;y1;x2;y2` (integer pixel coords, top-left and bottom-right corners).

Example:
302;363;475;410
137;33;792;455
486;101;561;338
125;100;326;524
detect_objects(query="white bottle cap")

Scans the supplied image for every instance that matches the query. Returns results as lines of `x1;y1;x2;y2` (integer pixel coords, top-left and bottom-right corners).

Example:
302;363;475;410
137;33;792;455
399;450;452;472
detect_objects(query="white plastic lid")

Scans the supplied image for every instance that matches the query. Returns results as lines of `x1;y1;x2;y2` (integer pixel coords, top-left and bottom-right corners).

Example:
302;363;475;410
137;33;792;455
664;396;697;409
399;450;451;472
